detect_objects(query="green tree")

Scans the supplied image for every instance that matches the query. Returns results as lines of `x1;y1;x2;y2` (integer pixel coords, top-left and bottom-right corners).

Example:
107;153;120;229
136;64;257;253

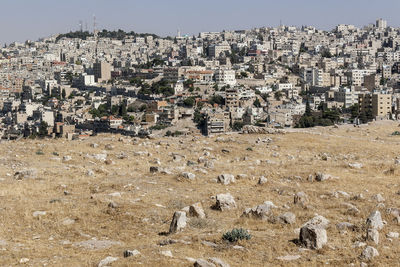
183;97;195;107
38;121;49;137
253;98;261;108
61;89;66;99
274;91;283;101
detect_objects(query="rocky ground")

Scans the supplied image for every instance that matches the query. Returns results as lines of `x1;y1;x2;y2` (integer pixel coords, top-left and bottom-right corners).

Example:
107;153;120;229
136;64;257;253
1;120;400;266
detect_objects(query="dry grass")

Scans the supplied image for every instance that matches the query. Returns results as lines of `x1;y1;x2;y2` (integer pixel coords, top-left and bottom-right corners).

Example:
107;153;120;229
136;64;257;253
0;121;400;266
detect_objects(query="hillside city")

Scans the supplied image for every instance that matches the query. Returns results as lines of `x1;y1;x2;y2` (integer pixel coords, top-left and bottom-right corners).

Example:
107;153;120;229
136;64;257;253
0;18;398;139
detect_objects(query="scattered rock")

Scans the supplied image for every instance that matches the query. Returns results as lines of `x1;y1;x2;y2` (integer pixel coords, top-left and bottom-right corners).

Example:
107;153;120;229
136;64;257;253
169;211;187;234
33;211;46;217
299;224;327;249
294;192;309;207
182;172;196;180
387;232;399;239
315;173;332;182
348;163;363;169
161;250;173;257
277;212;296;224
98;256;118;267
208;257;230;267
217;174;235;185
336;222;357;231
63;156;72;162
242;201;276;220
194;259;216;267
214;193;236;211
366;210;384;230
366;228;379;244
371;194;385;202
105;144;114;150
14;169;37;180
360;246;379;261
258;176;267;185
189;203;206;218
123;249;140;258
276;255;301;261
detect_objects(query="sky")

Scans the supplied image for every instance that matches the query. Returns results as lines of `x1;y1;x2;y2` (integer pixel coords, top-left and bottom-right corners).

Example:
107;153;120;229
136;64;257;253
0;0;400;45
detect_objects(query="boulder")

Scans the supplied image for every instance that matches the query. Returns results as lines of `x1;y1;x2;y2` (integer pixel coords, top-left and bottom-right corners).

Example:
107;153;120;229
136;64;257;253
315;172;332;182
360;246;379;261
258;176;268;185
348;162;363;169
123;250;140;258
189;203;206;218
169;211;187;234
182;172;196;180
366;228;379;244
217;174;235;185
14;169;37;180
366;210;384;230
303;215;330;229
208;257;230;267
194;259;216;267
277;212;296;224
336;222;357;231
242;201;276;220
371;194;385;202
294;192;309;207
98;256;118;267
215;193;236;211
299;224;327;249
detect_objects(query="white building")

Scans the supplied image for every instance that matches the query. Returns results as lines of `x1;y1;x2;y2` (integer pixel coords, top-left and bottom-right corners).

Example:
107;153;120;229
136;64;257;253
215;69;236;86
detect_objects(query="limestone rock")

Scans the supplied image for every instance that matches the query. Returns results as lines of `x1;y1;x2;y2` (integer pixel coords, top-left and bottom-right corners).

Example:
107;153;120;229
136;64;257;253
258;176;267;185
366;210;384;230
299;224;327;249
360;246;379;261
277;212;296;224
189;202;205;218
242;201;276;220
98;256;118;267
169;211;187;234
294;192;309;207
217;174;235;185
182;172;196;180
123;250;140;258
194;259;216;267
215;193;236;211
366;228;379;244
208;257;230;267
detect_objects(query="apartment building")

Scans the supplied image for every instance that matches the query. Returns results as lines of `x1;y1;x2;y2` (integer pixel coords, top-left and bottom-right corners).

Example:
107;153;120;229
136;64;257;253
93;61;112;83
215;69;236;86
359;93;392;119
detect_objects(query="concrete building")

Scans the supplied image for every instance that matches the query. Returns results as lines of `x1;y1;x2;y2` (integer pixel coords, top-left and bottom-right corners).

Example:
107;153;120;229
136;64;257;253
359;93;392;119
215;69;236;86
93;61;112;83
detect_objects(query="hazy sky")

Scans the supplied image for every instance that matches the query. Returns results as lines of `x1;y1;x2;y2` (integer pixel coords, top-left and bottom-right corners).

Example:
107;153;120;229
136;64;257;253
1;0;399;45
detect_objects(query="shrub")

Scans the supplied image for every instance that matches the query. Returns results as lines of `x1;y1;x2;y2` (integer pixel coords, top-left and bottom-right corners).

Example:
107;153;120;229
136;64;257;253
222;228;251;242
392;131;400;136
36;150;44;155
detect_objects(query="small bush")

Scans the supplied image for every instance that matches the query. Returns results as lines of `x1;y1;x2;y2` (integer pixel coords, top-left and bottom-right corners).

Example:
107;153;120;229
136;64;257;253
36;150;44;155
392;131;400;136
246;147;253;151
222;228;251;242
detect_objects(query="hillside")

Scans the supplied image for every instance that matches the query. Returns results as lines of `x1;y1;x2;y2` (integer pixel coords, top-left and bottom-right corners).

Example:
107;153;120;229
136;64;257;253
1;120;400;266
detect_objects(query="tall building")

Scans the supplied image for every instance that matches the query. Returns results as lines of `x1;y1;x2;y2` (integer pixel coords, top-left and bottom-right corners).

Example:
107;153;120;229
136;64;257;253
376;18;387;29
93;61;111;83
